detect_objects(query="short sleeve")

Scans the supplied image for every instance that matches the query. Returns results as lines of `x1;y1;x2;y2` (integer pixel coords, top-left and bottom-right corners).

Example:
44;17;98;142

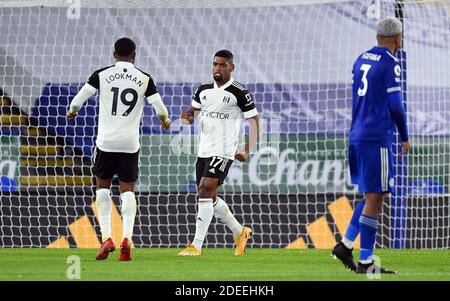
191;86;202;109
237;90;258;119
87;71;100;90
384;62;402;94
144;76;158;97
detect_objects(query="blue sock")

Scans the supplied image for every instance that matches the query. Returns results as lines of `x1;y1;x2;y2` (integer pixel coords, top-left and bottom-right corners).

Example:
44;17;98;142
343;199;365;242
359;214;378;262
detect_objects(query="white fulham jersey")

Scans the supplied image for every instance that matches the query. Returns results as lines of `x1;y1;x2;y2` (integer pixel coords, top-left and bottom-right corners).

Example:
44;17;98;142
191;77;258;160
85;61;158;153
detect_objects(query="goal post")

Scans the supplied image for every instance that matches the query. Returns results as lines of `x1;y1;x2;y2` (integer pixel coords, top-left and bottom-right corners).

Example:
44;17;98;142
391;0;408;249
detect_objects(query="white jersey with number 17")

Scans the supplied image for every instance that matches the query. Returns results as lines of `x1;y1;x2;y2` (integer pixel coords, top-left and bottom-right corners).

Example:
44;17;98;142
191;77;258;160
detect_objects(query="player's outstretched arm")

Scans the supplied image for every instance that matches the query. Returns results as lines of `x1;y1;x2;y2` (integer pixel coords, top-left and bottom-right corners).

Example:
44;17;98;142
66;83;97;120
235;114;260;162
147;93;171;129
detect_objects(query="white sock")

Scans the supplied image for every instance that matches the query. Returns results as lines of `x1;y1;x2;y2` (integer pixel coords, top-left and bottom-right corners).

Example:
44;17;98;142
120;191;137;242
95;188;112;242
214;197;243;237
341;237;354;249
192;198;214;251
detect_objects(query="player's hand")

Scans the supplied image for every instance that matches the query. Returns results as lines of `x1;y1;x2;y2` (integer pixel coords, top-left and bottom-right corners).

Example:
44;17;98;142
160;118;171;129
66;111;78;120
234;150;249;162
400;141;410;155
181;111;194;124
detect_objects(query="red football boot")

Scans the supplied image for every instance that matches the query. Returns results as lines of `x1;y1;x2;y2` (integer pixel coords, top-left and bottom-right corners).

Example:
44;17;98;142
96;238;116;260
119;238;132;261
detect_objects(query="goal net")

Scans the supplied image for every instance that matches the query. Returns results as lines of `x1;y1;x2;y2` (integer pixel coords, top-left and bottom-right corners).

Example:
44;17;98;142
0;0;448;249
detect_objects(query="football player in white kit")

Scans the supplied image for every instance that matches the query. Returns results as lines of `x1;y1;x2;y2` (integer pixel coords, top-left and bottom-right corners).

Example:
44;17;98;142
66;37;170;261
179;50;260;256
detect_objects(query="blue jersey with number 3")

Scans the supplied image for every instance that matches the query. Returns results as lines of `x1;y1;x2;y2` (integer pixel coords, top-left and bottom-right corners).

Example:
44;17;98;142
349;46;403;147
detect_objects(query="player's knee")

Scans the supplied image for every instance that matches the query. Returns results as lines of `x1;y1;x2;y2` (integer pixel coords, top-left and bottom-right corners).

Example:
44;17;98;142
198;177;219;198
365;193;384;203
96;177;112;189
96;188;111;204
119;182;135;193
198;184;215;198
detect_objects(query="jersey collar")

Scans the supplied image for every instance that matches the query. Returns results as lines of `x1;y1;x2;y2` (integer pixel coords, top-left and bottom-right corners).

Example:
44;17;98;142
214;77;234;90
115;61;134;67
373;46;392;54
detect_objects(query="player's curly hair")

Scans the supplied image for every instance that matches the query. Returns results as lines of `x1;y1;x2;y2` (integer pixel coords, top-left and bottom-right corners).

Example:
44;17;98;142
114;37;136;57
214;49;233;63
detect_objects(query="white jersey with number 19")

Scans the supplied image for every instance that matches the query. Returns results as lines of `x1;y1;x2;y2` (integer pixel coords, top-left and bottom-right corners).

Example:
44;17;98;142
84;61;158;153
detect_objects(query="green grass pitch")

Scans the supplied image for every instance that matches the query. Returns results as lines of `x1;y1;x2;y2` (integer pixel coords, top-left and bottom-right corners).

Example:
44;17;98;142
0;248;449;281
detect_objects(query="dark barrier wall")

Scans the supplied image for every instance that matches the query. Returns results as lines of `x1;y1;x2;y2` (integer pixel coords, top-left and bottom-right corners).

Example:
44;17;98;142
1;189;448;248
1;188;422;248
406;197;450;249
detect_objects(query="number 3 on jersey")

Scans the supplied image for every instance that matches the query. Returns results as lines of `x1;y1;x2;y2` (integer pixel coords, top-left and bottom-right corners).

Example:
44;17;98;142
111;87;138;116
357;64;372;96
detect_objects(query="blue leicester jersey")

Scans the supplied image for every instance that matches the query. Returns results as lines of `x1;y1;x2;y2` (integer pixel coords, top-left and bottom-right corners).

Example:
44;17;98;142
349;46;404;147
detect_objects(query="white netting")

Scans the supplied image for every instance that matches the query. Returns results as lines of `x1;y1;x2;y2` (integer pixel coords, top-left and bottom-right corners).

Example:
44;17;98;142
402;0;450;248
0;0;448;249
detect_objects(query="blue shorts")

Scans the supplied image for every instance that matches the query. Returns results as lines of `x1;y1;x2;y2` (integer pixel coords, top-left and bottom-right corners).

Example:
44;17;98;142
348;145;394;193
